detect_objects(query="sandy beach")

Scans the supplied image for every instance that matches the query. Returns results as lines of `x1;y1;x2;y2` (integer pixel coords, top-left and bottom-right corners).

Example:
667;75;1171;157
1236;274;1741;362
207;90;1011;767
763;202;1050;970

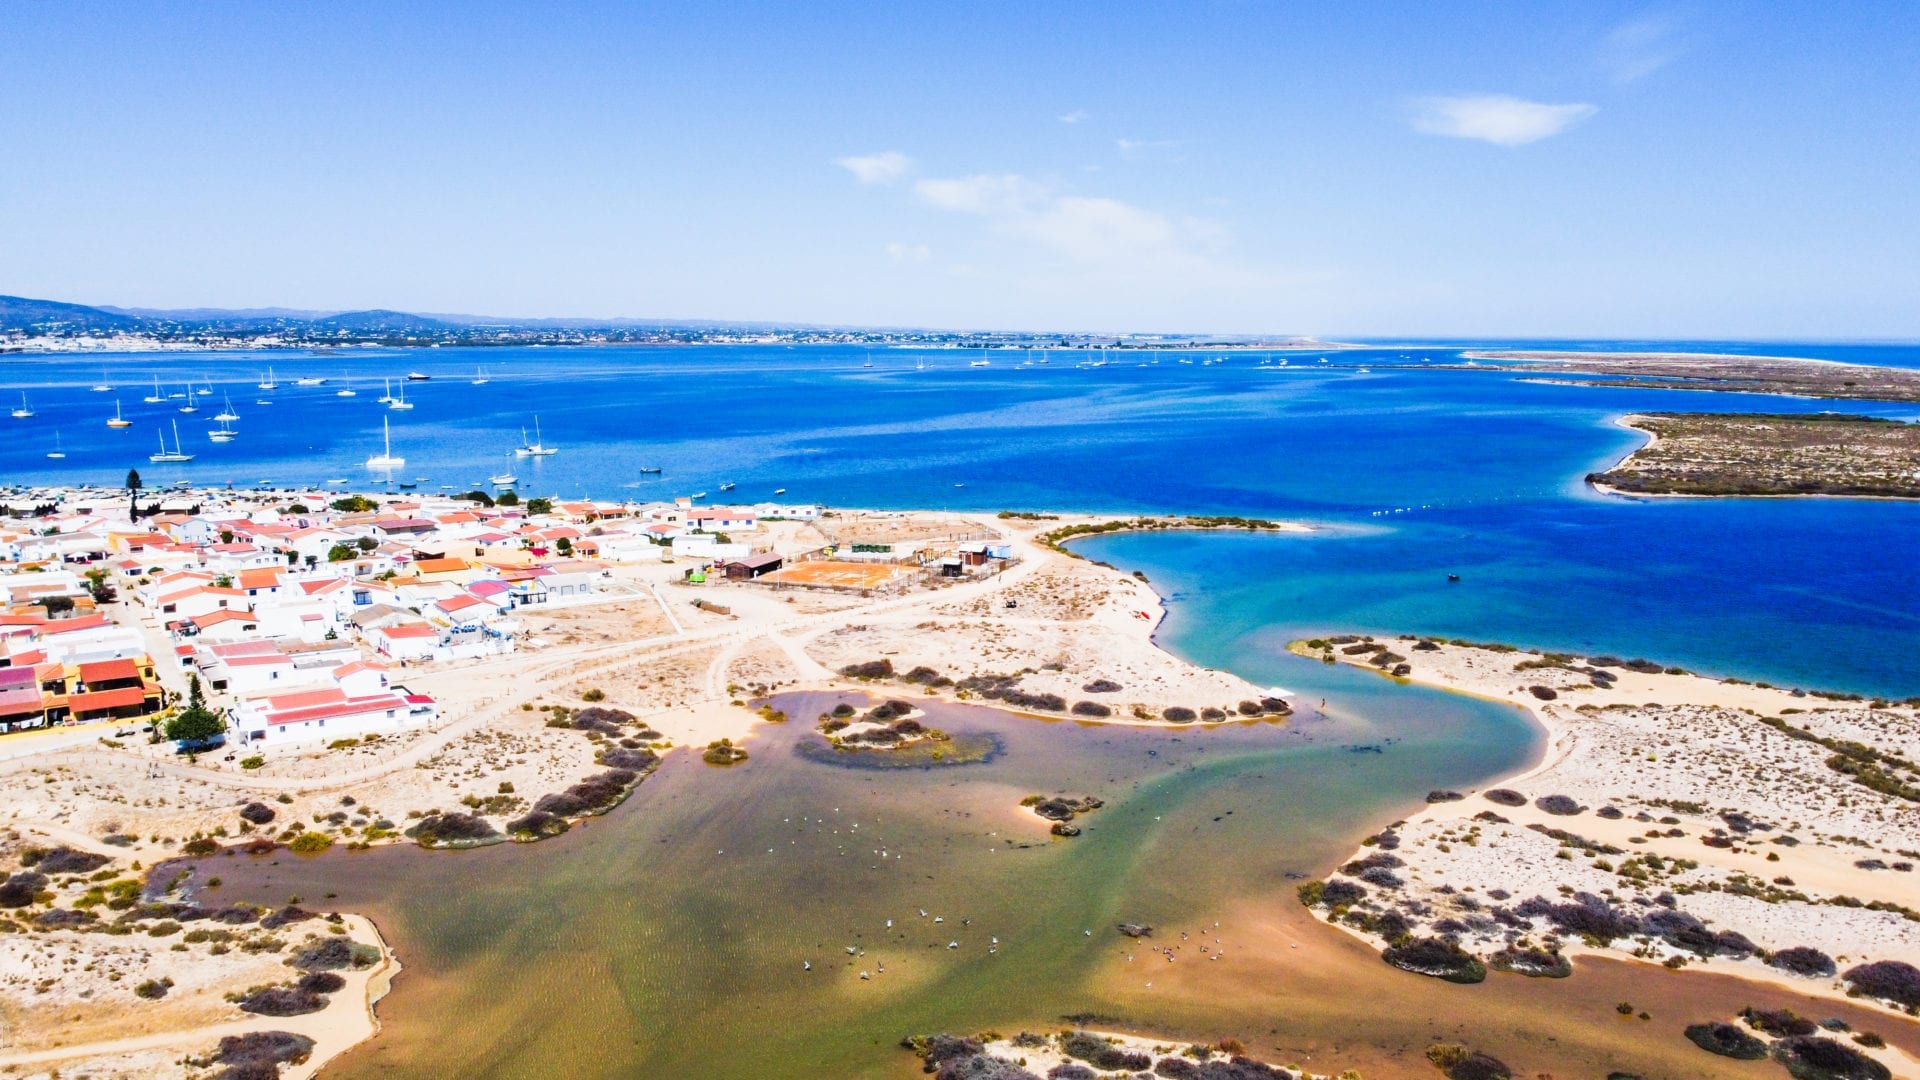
1301;634;1920;1065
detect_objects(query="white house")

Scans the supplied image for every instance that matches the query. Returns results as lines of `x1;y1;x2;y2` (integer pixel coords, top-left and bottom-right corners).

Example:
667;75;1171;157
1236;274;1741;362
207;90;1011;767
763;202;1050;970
229;684;436;748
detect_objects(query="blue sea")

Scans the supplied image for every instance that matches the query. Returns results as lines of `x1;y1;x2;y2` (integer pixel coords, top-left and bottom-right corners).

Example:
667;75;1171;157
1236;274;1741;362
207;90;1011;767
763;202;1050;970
6;341;1919;698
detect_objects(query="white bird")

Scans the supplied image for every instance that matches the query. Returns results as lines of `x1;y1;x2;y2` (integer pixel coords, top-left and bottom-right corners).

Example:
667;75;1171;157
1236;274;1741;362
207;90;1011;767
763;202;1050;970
934;916;944;924
859;970;870;980
803;961;811;971
947;941;958;949
990;936;998;945
918;909;928;918
845;946;857;955
1083;929;1092;936
886;919;893;929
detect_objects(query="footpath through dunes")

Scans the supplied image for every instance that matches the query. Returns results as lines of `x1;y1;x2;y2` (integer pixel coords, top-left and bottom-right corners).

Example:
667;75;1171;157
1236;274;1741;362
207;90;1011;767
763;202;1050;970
1297;635;1920;1072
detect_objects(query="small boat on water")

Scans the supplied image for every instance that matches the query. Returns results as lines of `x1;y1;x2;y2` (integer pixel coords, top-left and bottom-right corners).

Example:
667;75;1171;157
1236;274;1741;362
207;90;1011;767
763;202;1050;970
144;377;165;403
718;481;735;491
513;416;557;456
258;368;279;391
773;487;787;495
406;371;431;381
471;367;490;385
365;417;404;469
196;381;214;396
335;387;357;397
91;371;112;392
209;421;237;443
389;381;414;410
107;401;132;428
295;376;326;386
490;472;517;486
377;377;396;404
150;421;194;463
214;395;241;422
46;432;65;459
11;393;34;419
691;491;707;500
177;396;199;413
639;465;662;474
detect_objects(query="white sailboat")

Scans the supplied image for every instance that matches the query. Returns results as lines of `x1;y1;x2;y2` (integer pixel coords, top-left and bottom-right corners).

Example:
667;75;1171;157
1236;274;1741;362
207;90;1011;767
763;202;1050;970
177;393;199;413
214;395;241;422
377;377;396;404
107;400;133;428
149;421;194;463
389;381;414;410
471;366;490;385
91;371;113;392
365;417;404;469
196;380;214;396
209;419;237;443
335;385;357;397
46;432;65;459
514;416;557;456
258;367;279;391
10;393;34;419
489;471;518;486
144;376;165;403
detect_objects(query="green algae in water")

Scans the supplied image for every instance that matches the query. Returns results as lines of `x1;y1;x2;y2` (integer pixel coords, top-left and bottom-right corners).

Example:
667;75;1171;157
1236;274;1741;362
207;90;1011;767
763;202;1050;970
793;731;1001;769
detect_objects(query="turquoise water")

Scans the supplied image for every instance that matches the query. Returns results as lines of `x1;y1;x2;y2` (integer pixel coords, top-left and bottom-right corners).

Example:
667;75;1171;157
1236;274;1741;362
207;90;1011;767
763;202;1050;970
9;342;1918;695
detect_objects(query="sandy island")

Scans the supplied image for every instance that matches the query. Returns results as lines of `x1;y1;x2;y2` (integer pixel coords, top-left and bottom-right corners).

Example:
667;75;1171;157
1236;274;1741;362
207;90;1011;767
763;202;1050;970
1297;634;1920;1076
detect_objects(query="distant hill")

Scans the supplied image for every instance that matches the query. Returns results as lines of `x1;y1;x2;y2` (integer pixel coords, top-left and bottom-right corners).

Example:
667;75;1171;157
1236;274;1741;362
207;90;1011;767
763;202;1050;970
308;309;461;334
0;295;147;334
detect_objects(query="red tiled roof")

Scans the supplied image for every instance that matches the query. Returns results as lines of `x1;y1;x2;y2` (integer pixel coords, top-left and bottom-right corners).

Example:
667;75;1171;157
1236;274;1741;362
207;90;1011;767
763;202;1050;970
68;686;155;712
77;658;141;683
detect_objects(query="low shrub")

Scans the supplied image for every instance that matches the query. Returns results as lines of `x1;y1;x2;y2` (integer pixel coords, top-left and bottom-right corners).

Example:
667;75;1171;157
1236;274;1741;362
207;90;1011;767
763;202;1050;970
1534;795;1583;815
1162;706;1196;723
1843;959;1920;1006
291;937;379;971
1059;1031;1151;1072
33;847;111;875
1768;946;1837;977
134;977;171;999
506;810;569;839
1741;1007;1816;1037
1684;1022;1767;1060
239;802;277;825
212;1031;315;1077
839;659;894;680
286;833;332;855
1771;1035;1891;1080
1484;789;1527;806
237;986;325;1017
1081;679;1122;693
1528;685;1558;701
405;813;500;849
296;971;345;994
1071;701;1111;717
1381;937;1486;983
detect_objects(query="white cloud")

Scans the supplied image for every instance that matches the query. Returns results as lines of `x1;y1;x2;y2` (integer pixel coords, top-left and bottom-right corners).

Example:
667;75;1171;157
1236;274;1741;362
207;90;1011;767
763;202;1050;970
1058;109;1089;124
834;151;913;185
911;174;1047;217
1599;15;1677;83
1410;94;1598;146
910;172;1225;268
884;241;930;263
1115;137;1182;161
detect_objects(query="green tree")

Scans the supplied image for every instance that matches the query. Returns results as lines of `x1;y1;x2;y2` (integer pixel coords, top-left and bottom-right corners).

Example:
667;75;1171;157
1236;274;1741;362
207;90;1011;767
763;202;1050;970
355;536;377;552
83;567;117;603
330;495;376;513
43;595;75;616
327;543;356;562
496;490;520;507
459;490;494;507
525;497;552;515
125;469;143;519
555;536;572;555
165;676;225;743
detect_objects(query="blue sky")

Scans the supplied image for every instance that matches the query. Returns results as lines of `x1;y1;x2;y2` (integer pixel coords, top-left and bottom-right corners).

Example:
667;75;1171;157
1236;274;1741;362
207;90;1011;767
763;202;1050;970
1;3;1915;337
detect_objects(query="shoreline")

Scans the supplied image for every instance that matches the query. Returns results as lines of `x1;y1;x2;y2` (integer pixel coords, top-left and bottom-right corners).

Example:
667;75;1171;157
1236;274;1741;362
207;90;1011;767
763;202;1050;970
1298;634;1920;1040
